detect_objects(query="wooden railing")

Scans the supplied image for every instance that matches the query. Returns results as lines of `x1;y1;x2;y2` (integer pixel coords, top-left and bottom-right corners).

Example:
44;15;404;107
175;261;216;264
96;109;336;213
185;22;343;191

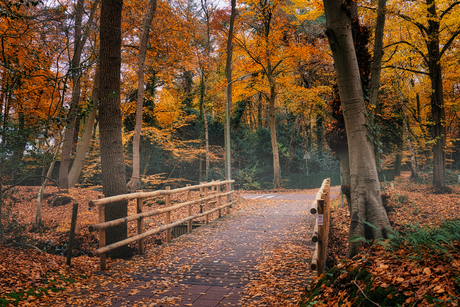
309;178;331;276
89;180;235;270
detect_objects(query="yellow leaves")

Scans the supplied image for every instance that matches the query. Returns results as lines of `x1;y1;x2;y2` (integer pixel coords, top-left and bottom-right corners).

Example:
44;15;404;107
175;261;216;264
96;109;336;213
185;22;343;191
283;0;324;22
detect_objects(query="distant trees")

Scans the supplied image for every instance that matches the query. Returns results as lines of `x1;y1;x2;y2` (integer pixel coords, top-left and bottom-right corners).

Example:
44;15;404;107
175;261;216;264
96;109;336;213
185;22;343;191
0;0;459;239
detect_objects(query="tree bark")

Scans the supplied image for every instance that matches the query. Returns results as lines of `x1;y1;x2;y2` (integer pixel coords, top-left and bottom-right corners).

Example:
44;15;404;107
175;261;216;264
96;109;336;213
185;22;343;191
68;67;100;187
426;0;446;189
368;0;387;170
225;0;236;181
127;0;157;192
337;146;351;210
402;100;418;179
99;0;130;258
59;0;85;190
59;0;100;190
323;0;392;258
396;77;418;179
268;81;281;188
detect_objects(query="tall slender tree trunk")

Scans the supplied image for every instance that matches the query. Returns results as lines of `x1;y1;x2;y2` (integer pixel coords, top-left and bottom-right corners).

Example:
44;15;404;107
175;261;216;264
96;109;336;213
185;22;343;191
59;0;100;190
368;0;387;170
68;67;100;187
36;138;62;227
127;0;157;191
268;82;281;189
225;0;236;182
396;77;418;178
99;0;129;258
59;0;85;190
426;0;446;189
402;100;418;179
323;0;392;258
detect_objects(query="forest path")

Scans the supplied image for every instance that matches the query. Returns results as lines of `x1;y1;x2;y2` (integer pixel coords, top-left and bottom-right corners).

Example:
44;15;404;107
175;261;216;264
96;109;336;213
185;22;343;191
58;193;336;306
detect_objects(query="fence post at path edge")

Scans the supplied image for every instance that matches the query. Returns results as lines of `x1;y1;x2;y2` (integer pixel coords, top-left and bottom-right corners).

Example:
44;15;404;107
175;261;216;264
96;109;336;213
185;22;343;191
137;190;144;255
165;186;171;243
98;195;106;270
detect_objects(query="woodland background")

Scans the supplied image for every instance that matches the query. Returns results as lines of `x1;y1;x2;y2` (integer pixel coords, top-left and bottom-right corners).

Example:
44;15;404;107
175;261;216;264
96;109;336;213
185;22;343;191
0;0;459;195
1;0;460;305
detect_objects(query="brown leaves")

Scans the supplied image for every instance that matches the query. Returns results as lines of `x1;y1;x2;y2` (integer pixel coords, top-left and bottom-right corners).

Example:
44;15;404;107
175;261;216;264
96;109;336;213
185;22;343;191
303;175;460;306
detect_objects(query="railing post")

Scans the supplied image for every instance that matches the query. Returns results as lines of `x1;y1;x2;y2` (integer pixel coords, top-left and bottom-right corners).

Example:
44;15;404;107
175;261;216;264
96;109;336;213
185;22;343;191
204;184;209;224
186;184;192;233
98;195;106;271
165;186;171;243
217;182;222;218
317;195;324;277
137;190;144;255
226;182;231;214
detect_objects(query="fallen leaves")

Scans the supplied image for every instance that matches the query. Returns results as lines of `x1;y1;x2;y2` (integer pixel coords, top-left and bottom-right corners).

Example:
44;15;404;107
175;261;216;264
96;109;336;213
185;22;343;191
301;174;460;306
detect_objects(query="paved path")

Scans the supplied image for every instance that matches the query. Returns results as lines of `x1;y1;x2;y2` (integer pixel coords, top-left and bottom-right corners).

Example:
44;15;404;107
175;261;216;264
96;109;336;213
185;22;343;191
59;195;321;307
240;191;339;200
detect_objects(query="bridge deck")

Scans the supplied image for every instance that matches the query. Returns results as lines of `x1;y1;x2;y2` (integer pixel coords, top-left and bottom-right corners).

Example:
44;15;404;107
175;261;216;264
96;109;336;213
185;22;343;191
59;195;325;306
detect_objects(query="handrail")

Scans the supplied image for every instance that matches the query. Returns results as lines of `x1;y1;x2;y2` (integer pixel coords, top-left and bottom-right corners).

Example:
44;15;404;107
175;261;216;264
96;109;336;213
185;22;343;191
89;191;233;231
89;180;233;207
309;178;331;276
89;180;234;270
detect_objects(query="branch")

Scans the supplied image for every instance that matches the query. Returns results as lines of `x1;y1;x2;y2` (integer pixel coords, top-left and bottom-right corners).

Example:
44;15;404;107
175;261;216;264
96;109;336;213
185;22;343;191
383;41;428;65
382;65;428;76
394;11;427;35
353;276;381;307
440;1;460;19
440;27;460;58
381;45;398;64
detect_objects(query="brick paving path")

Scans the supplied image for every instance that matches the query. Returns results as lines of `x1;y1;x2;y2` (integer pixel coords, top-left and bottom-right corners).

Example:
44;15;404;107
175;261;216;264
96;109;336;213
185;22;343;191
60;194;333;307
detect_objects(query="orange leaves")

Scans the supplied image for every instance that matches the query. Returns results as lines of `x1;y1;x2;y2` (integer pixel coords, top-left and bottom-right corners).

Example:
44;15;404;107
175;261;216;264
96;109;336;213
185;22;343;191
305;176;460;306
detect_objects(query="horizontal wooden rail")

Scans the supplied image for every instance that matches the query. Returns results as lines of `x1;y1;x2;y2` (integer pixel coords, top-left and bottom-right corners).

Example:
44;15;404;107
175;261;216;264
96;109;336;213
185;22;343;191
89;181;232;207
89;191;233;232
89;180;235;270
90;200;236;256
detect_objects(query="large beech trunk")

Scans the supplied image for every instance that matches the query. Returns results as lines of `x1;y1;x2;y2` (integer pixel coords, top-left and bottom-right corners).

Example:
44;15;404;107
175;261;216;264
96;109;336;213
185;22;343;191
323;0;392;258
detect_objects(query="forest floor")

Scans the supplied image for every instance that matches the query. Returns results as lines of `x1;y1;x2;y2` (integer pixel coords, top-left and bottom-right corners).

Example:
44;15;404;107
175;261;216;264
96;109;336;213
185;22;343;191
0;173;459;306
301;172;460;306
0;183;317;306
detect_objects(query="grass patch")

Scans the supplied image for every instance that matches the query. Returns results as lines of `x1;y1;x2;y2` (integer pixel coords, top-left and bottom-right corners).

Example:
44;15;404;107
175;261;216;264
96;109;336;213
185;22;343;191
0;272;83;306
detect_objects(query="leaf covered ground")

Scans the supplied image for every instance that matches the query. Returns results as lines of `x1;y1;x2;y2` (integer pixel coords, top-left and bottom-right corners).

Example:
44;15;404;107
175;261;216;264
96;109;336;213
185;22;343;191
302;173;460;306
0;185;317;306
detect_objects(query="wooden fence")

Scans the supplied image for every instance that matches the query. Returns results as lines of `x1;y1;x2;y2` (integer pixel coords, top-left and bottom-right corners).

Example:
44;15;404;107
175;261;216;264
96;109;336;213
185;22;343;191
309;178;331;276
89;180;235;270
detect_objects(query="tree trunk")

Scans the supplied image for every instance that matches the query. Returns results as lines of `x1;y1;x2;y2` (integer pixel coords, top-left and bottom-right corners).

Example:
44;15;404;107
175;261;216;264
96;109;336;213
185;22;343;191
127;0;157;192
68;67;100;187
368;0;387;171
99;0;130;258
59;0;100;190
323;0;392;258
397;78;418;179
337;146;351;210
268;82;281;189
37;137;62;227
426;0;446;189
225;0;236;182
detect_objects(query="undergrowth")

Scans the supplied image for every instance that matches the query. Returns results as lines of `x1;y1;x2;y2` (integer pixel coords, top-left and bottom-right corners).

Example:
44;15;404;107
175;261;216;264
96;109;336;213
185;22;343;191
301;219;460;306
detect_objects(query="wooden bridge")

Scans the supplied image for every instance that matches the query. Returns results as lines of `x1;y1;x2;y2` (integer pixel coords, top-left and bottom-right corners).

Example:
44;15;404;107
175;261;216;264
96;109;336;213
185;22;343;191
56;180;335;306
